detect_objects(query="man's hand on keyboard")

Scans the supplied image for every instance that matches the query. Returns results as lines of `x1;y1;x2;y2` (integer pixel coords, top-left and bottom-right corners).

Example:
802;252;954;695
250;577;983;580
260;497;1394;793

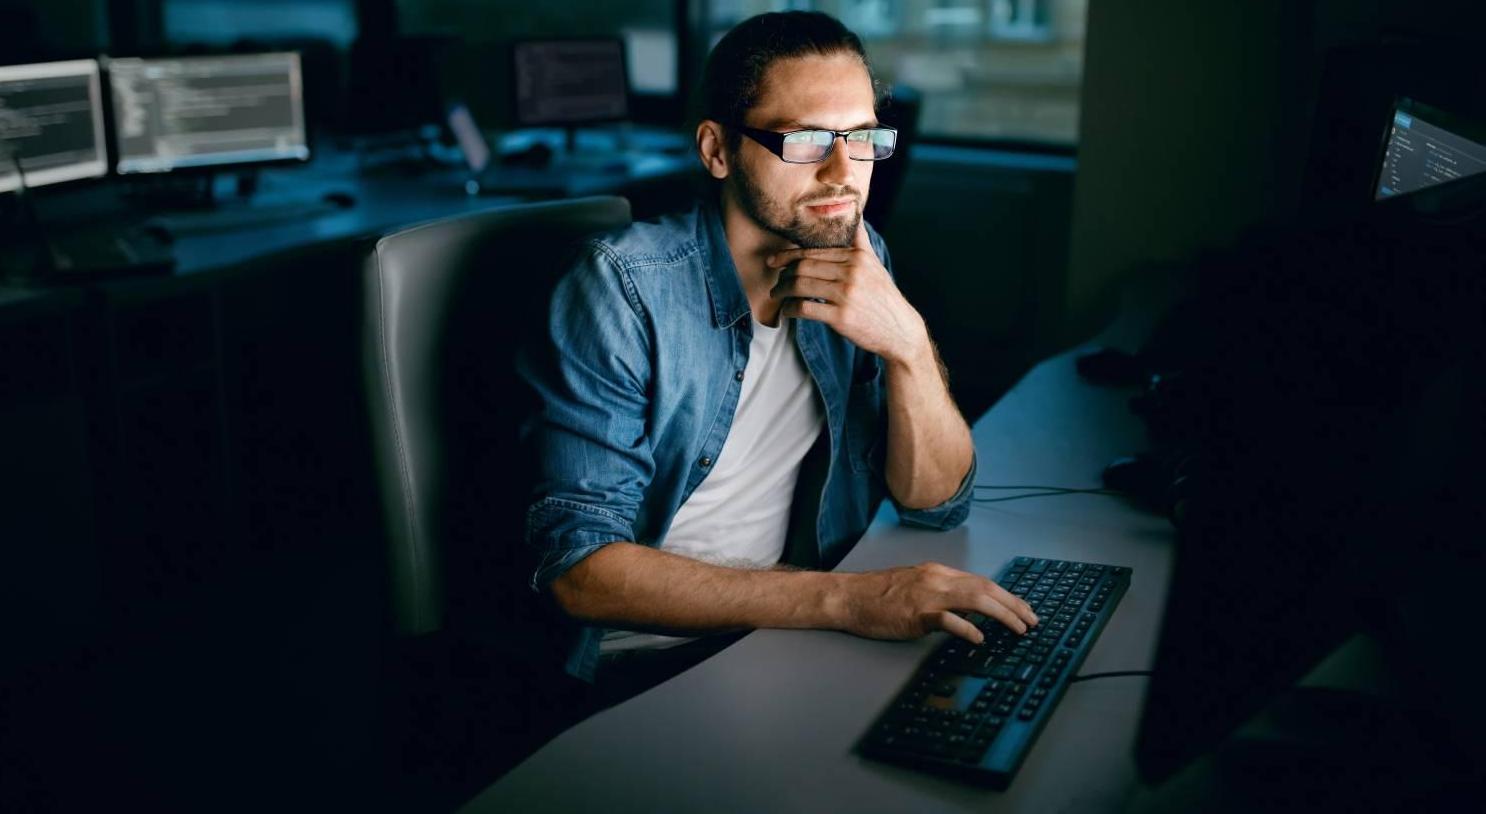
831;562;1038;644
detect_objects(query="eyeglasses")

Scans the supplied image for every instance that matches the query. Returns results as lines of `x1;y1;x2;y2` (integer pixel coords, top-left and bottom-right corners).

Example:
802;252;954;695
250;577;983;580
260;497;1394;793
731;123;897;164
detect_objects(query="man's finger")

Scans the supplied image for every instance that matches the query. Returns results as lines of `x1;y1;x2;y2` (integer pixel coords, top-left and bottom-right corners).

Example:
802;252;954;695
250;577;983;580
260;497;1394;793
936;610;985;645
770;275;839;302
779;297;837;324
779;258;847;282
982;578;1038;626
958;591;1028;635
766;247;855;267
854;220;874;252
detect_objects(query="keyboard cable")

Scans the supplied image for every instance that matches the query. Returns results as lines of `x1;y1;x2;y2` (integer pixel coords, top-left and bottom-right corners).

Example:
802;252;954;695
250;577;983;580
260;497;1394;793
1069;670;1153;683
973;484;1122;504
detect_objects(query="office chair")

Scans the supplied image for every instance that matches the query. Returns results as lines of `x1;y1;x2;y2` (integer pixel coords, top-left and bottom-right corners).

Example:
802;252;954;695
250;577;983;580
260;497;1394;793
361;196;632;799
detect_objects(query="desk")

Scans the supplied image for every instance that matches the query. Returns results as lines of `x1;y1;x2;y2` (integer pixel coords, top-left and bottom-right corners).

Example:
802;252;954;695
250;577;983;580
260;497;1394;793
461;328;1177;813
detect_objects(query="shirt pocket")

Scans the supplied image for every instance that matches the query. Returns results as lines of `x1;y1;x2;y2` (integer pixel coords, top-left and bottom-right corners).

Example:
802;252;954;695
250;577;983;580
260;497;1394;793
846;357;885;475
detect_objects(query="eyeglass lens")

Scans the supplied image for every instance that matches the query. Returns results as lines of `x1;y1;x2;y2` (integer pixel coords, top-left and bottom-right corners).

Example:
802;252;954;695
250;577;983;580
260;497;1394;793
780;129;895;162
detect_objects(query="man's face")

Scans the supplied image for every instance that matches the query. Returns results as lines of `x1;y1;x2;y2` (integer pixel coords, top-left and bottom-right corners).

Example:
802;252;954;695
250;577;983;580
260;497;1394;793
727;52;877;249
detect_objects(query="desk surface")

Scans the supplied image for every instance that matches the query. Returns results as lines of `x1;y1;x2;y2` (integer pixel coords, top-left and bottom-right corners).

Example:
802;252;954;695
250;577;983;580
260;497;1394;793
460;328;1176;814
1;138;694;303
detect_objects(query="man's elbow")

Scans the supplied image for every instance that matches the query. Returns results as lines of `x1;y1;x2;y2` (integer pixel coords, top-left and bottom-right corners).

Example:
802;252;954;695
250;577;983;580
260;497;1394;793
546;542;625;621
548;568;587;619
888;477;958;511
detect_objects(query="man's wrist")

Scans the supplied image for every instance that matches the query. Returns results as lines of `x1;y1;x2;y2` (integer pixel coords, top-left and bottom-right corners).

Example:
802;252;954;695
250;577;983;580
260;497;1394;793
884;331;939;379
805;570;850;631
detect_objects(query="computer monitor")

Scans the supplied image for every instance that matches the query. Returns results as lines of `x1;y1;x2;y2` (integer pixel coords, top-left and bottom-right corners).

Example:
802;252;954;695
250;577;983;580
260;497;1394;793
107;52;309;175
1133;110;1486;791
1374;97;1486;200
0;59;108;193
511;39;629;127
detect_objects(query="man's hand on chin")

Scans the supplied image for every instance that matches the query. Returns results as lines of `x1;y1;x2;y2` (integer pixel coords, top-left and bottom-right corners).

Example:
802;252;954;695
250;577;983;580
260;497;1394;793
765;223;932;369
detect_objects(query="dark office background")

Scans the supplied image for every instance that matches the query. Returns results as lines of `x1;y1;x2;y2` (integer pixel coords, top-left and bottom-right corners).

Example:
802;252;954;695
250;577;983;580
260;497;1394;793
4;0;1486;811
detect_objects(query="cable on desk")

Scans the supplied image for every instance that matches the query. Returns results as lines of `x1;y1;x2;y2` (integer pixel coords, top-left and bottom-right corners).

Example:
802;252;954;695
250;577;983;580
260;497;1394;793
1069;670;1153;683
974;484;1104;491
972;486;1121;504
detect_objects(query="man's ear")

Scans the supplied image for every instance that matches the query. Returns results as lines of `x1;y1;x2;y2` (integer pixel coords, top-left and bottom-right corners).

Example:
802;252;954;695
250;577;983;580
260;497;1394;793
696;120;730;180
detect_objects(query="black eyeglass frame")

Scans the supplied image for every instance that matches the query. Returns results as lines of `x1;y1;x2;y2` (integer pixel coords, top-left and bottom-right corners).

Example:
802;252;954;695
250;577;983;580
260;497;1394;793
730;123;898;163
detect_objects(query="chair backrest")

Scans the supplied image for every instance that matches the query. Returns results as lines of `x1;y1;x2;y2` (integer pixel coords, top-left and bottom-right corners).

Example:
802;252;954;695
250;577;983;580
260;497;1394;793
361;196;632;636
864;84;923;232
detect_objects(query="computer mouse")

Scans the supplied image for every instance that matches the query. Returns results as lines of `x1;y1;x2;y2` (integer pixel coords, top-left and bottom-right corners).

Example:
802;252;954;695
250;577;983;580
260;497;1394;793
322;191;356;209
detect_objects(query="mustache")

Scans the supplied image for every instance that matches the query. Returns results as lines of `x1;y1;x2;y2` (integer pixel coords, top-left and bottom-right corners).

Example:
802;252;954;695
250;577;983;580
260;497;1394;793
799;188;862;207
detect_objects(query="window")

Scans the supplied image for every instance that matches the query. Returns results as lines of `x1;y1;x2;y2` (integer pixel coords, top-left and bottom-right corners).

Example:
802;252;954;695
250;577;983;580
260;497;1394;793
704;0;1087;146
163;0;359;48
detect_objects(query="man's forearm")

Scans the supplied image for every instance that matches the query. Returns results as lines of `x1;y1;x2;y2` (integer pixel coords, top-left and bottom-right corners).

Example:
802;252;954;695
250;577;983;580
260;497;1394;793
883;340;974;508
551;541;846;634
551;541;1041;645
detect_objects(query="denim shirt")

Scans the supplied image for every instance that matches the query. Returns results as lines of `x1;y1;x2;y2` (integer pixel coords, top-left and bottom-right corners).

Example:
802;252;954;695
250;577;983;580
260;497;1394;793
517;199;975;681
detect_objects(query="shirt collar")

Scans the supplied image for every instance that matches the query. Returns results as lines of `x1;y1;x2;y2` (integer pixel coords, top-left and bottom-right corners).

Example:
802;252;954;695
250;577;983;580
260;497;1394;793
697;196;753;330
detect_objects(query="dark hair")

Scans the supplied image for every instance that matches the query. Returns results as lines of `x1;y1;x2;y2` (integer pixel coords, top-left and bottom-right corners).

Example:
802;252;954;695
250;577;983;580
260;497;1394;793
690;11;878;151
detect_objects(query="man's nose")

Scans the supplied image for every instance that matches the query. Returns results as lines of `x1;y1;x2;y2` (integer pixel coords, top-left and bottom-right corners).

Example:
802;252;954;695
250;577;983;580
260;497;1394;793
815;135;856;186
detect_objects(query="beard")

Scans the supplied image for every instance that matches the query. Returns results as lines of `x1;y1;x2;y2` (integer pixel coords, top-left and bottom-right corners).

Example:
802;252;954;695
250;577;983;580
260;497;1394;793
729;158;863;249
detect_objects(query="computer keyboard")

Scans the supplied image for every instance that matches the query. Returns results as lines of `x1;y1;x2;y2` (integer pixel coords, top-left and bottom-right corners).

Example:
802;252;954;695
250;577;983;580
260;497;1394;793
45;226;175;279
858;556;1131;788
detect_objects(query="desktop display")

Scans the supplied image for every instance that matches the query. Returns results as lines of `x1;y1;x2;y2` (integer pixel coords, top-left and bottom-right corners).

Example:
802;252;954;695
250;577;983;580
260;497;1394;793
1375;97;1486;200
512;39;629;127
107;52;309;175
0;59;108;193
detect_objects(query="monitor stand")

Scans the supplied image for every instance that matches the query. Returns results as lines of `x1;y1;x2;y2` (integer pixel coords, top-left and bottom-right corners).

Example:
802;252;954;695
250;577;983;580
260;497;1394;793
550;125;635;174
1198;686;1442;809
120;169;262;210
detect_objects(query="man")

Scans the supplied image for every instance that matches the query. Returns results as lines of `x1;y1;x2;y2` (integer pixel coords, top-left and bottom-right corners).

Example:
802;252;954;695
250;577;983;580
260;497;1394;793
518;11;1036;701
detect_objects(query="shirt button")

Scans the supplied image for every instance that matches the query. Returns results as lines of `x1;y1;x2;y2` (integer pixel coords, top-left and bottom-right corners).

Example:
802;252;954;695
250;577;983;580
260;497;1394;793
699;456;713;468
734;370;745;382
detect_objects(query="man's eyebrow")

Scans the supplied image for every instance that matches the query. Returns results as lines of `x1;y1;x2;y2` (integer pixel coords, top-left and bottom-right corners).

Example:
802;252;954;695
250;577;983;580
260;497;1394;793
766;118;881;131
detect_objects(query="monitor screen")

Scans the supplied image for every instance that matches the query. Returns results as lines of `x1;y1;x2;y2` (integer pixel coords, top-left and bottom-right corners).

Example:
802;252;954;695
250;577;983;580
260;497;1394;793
512;39;629;127
1375;98;1486;200
108;52;309;174
0;59;108;193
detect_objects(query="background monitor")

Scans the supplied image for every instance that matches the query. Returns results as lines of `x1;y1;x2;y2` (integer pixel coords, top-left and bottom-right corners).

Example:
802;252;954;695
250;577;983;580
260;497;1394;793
0;59;108;193
1375;97;1486;199
512;39;629;127
108;52;309;175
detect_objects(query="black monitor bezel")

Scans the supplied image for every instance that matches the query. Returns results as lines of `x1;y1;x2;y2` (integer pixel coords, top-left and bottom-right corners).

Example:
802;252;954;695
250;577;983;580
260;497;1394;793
102;50;313;177
0;58;112;195
509;37;632;128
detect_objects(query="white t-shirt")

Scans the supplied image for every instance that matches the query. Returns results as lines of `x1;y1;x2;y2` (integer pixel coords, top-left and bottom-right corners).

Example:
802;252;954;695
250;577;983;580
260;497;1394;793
601;316;825;652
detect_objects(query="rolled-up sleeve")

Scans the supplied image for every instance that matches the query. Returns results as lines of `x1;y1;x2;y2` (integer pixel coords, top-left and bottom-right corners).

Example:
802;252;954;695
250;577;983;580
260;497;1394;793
893;450;976;531
516;242;654;592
